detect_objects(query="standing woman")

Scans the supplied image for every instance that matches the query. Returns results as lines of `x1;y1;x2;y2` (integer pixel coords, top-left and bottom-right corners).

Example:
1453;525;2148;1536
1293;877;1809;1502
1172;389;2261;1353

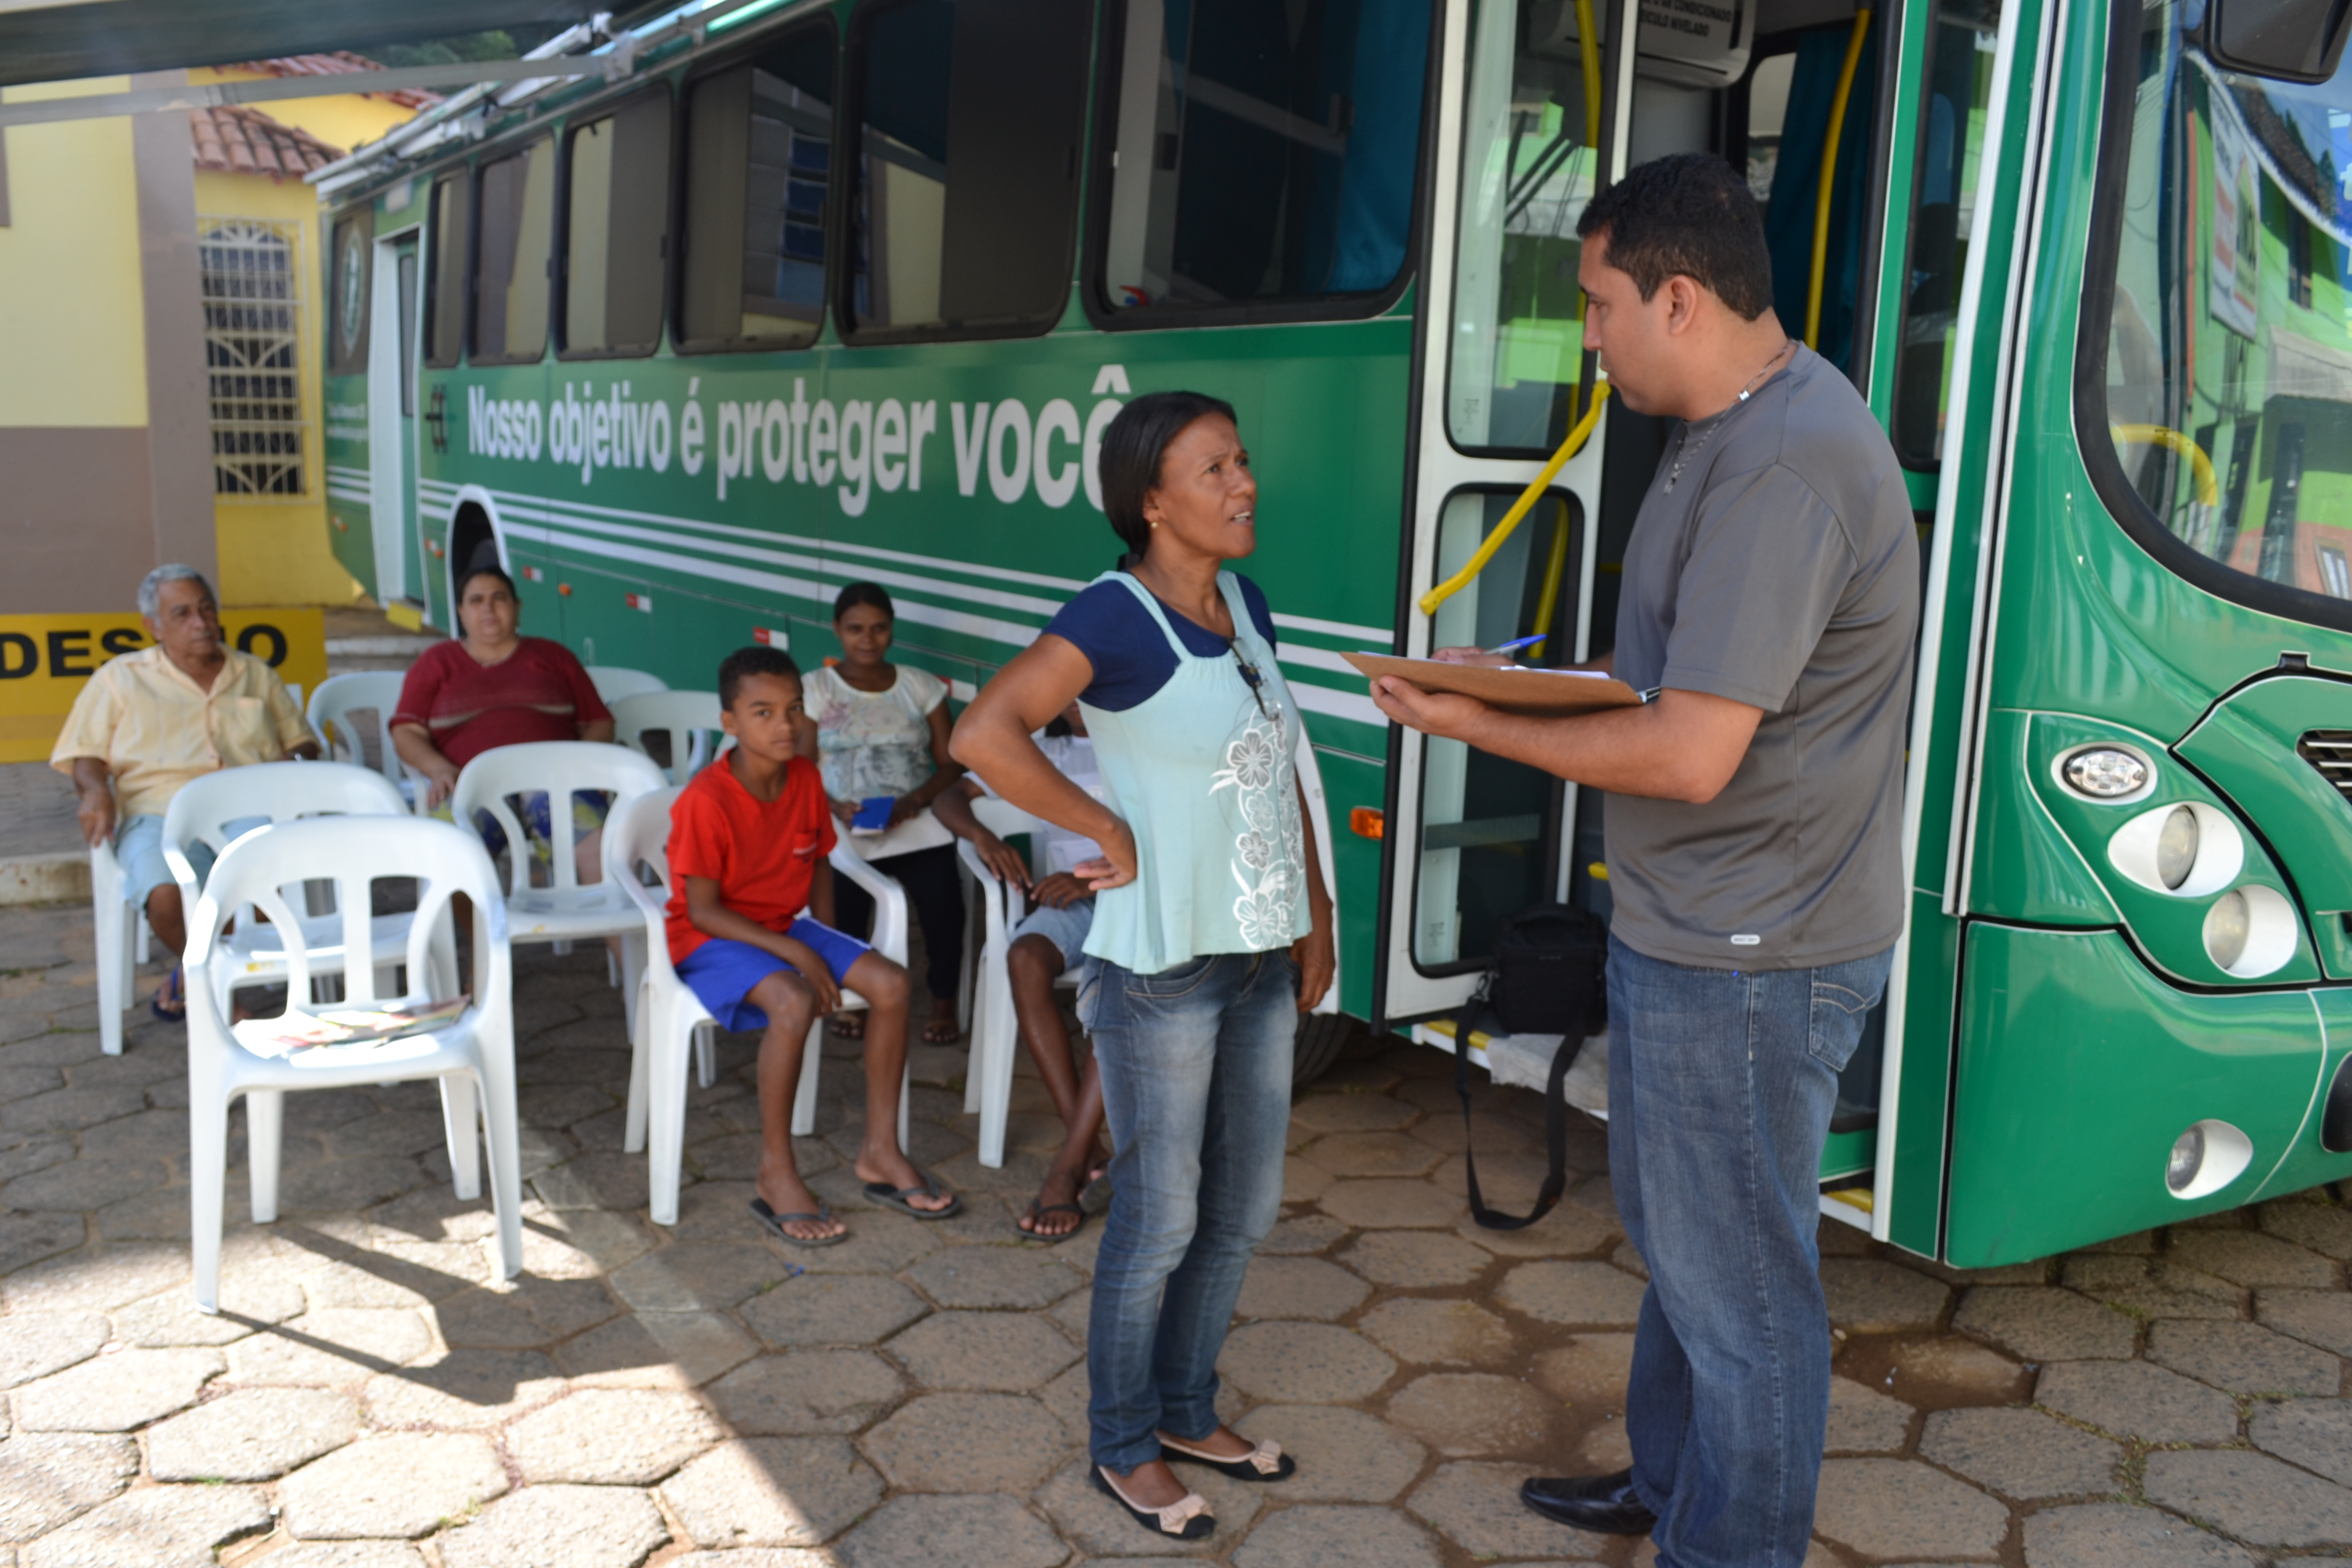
952;392;1334;1540
797;583;968;1045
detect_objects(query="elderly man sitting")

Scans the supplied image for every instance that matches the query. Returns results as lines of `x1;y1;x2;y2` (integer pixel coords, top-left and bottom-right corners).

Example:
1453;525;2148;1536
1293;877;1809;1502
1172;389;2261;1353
51;565;320;1020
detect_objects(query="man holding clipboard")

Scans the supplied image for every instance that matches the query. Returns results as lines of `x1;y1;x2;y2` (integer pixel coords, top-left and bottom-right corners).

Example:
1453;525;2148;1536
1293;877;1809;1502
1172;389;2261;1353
1371;156;1918;1568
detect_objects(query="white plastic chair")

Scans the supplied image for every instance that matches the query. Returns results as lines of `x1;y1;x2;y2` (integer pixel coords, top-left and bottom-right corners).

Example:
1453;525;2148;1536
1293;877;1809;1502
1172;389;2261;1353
612;691;727;785
184;814;522;1312
161;762;450;1015
587;666;668;704
451;741;667;1038
90;836;154;1057
308;672;422;810
605;786;915;1226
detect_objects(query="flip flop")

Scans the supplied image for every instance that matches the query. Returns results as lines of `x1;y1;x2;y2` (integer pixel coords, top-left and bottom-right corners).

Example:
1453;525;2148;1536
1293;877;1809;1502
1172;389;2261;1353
1018;1200;1088;1243
862;1172;963;1220
1092;1465;1214;1540
828;1013;865;1040
921;1016;963;1045
748;1195;847;1248
1157;1430;1296;1482
150;967;186;1023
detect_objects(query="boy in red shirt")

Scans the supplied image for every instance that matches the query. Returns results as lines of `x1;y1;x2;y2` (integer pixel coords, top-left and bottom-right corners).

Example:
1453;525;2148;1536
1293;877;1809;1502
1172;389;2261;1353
668;646;961;1244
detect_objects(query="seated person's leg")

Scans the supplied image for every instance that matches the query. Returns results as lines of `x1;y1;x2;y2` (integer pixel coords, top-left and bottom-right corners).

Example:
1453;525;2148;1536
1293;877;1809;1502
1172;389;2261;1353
1006;899;1108;1237
116;815;194;1016
827;877;876;1040
830;939;958;1215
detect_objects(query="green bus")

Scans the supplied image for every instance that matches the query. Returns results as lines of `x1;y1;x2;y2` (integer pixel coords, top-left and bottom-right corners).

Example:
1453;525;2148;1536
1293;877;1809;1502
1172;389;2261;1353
312;0;2352;1266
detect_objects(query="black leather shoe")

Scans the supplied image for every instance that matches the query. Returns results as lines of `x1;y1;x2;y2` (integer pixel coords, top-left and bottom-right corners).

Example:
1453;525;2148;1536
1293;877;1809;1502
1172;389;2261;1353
1519;1469;1658;1535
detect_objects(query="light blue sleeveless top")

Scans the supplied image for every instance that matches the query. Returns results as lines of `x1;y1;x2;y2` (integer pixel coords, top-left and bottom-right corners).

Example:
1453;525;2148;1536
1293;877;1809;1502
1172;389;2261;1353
1077;571;1311;977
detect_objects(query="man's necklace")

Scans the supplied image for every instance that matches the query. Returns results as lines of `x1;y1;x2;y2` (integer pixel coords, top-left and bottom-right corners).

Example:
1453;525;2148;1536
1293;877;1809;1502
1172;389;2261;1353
1662;337;1796;494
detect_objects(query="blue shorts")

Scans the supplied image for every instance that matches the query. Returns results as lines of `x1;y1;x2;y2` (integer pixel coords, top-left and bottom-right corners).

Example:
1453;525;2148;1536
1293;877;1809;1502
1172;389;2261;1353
676;921;871;1032
1012;895;1096;984
116;814;218;911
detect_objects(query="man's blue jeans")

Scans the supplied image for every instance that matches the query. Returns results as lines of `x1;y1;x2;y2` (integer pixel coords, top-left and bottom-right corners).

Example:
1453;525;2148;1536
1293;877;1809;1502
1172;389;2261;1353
1608;935;1893;1568
1080;951;1296;1471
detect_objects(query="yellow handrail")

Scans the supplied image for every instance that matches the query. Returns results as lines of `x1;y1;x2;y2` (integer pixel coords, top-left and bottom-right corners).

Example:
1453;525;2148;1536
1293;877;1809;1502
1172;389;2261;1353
2112;424;2220;506
1575;0;1602;150
1806;8;1873;349
1420;382;1613;617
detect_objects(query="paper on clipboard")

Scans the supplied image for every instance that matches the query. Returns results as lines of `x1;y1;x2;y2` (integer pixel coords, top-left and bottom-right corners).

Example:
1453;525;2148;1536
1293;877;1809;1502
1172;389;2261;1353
1344;652;1645;717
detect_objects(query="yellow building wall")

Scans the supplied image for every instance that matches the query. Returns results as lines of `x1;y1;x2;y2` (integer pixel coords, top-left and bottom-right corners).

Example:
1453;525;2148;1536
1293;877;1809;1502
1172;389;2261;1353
0;79;148;428
195;166;364;606
191;68;421;158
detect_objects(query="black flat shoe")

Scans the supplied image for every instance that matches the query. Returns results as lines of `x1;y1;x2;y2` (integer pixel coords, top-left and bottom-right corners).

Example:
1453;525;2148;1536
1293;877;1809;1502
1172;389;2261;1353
1520;1469;1658;1535
1157;1430;1295;1481
1092;1465;1214;1540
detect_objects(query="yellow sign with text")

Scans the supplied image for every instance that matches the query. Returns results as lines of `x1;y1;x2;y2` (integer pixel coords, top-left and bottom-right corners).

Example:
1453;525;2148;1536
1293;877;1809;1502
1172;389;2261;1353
0;610;329;764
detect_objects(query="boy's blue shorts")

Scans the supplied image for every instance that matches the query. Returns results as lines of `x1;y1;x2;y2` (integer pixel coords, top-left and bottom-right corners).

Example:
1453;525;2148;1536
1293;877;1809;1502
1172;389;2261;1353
676;921;871;1032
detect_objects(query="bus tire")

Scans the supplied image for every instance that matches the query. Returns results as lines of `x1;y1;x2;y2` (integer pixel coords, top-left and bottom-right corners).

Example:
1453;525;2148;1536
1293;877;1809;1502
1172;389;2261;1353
1292;1012;1364;1089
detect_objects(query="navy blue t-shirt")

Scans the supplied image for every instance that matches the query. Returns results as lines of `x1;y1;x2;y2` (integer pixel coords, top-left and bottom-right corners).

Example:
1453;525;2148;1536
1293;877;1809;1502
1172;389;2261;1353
1044;573;1279;712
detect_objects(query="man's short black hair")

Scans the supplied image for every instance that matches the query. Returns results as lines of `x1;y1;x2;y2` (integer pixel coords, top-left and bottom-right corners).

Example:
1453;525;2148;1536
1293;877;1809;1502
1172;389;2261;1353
718;645;803;709
1577;153;1774;321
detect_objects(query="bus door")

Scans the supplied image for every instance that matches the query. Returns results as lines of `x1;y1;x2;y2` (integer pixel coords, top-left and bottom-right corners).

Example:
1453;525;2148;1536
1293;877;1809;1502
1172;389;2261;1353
366;232;421;611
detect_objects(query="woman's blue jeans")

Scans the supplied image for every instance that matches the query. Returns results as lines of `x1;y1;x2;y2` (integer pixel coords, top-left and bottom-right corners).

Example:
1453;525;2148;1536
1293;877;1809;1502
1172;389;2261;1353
1080;950;1296;1471
1606;935;1893;1568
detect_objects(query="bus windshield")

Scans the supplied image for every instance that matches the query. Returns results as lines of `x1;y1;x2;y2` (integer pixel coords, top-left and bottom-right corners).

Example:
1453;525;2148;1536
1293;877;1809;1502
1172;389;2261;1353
2101;0;2352;605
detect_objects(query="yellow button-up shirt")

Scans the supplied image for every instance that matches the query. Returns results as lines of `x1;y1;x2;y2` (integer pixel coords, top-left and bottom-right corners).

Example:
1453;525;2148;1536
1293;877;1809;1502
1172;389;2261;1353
49;646;317;820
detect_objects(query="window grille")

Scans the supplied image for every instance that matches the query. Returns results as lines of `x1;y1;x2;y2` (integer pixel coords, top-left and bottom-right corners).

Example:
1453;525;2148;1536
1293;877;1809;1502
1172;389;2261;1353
199;218;307;496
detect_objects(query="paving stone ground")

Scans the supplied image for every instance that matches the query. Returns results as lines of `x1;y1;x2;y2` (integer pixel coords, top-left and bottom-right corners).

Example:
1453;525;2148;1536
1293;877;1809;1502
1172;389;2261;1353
4;898;2352;1565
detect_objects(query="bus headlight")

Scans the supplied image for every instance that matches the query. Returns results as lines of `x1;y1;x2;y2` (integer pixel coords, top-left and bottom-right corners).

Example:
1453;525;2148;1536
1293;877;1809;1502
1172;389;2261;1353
2063;747;2150;799
2166;1123;2204;1194
2165;1118;2253;1199
2202;885;2296;978
2155;806;2199;890
2206;892;2250;971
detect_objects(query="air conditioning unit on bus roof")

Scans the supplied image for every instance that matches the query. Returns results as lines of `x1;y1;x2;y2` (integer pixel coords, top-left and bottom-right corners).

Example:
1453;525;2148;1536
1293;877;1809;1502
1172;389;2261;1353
1529;0;1757;91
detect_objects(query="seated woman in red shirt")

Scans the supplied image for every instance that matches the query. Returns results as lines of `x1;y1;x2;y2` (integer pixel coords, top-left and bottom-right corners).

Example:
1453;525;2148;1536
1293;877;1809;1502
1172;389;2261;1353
390;566;616;866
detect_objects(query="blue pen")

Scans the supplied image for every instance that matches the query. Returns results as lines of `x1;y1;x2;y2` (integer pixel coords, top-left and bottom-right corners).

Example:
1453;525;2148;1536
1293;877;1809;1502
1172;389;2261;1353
1483;634;1547;657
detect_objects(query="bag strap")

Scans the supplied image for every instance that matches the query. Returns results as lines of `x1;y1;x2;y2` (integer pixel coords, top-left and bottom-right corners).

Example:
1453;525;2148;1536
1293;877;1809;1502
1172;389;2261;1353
1456;990;1583;1231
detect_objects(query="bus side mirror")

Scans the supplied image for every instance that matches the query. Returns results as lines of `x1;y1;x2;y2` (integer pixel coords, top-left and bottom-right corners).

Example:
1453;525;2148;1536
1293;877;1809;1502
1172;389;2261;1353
2206;0;2352;84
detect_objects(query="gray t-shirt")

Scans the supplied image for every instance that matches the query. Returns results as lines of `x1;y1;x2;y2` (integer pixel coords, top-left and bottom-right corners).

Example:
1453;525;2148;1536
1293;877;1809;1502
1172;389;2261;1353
1605;344;1919;970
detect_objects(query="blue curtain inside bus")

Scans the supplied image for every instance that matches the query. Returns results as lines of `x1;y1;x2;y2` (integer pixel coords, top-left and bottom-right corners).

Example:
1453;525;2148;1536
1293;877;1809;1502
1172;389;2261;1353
1764;26;1882;374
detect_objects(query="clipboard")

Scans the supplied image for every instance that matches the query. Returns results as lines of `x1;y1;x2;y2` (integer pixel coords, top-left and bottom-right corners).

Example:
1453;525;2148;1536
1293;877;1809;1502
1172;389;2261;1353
1344;652;1646;717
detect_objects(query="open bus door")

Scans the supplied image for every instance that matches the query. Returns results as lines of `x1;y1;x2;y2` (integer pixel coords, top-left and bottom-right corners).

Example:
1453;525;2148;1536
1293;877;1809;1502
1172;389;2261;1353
365;231;421;617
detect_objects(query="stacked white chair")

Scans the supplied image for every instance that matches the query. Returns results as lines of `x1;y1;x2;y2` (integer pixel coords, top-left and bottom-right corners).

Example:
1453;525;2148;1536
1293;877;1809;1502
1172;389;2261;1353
451;741;667;1038
161;762;449;1016
184;814;523;1312
586;666;668;704
611;690;727;785
604;786;915;1226
308;672;423;810
90;836;153;1057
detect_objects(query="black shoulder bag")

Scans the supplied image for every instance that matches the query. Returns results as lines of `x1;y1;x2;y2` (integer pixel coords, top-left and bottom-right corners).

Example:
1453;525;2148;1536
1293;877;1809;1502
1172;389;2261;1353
1456;903;1610;1230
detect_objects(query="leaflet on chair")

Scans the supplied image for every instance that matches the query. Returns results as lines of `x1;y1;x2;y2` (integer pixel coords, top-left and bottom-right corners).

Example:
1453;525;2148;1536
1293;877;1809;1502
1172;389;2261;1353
234;996;471;1058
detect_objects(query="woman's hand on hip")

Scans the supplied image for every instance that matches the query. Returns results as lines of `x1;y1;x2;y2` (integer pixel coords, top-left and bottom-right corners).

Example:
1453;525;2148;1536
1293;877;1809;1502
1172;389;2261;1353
1291;918;1336;1014
1073;820;1138;892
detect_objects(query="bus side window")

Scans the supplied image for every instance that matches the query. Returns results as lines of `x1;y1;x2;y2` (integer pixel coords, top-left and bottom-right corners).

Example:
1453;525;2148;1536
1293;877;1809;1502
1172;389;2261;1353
564;90;672;357
681;21;836;351
1891;0;1999;467
424;169;469;369
1096;0;1434;322
474;138;556;364
843;0;1090;339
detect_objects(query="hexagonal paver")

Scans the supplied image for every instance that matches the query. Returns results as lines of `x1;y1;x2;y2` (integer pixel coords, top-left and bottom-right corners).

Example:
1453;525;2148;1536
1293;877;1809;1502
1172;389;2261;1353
1233;1503;1442;1568
609;1242;790;1312
1236;1256;1371;1322
795;1210;946;1277
514;1208;656;1279
2143;1448;2352;1547
0;1433;137;1544
231;1309;436;1386
1219;1321;1396;1403
1290;1095;1418;1134
0;1311;107;1388
3;1241;190;1314
146;1387;360;1481
1318;1179;1461;1229
1034;1455;1263;1558
1338;1231;1490;1289
660;1437;883;1548
556;1310;758;1388
739;1274;929;1352
2065;1255;2243;1320
13;1346;224;1431
2252;1398;2352;1487
902;1247;1081;1310
2168;1230;2337;1289
1952;1286;2138;1361
0;1211;88;1280
1233;1405;1427;1503
1821;1259;1950;1333
256;1547;429;1568
1495;1260;1646;1327
1358;1298;1515;1367
2036;1357;2242;1442
1920;1405;2121;1499
1262;1213;1349;1255
838;1493;1065;1568
1300;1132;1444;1179
860;1392;1066;1492
2022;1502;2258;1568
2263;1289;2352;1357
278;1432;509;1539
2150;1318;2341;1394
1409;1459;1612;1560
1811;1457;2011;1559
361;1349;571;1429
18;1482;271;1568
709;1350;908;1435
886;1310;1079;1392
1825;1375;1910;1453
112;1277;307;1347
437;1485;669;1568
2266;1199;2352;1260
507;1388;726;1484
1871;1332;2035;1405
1386;1373;1563;1457
1531;1334;1635;1414
431;1277;616;1349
